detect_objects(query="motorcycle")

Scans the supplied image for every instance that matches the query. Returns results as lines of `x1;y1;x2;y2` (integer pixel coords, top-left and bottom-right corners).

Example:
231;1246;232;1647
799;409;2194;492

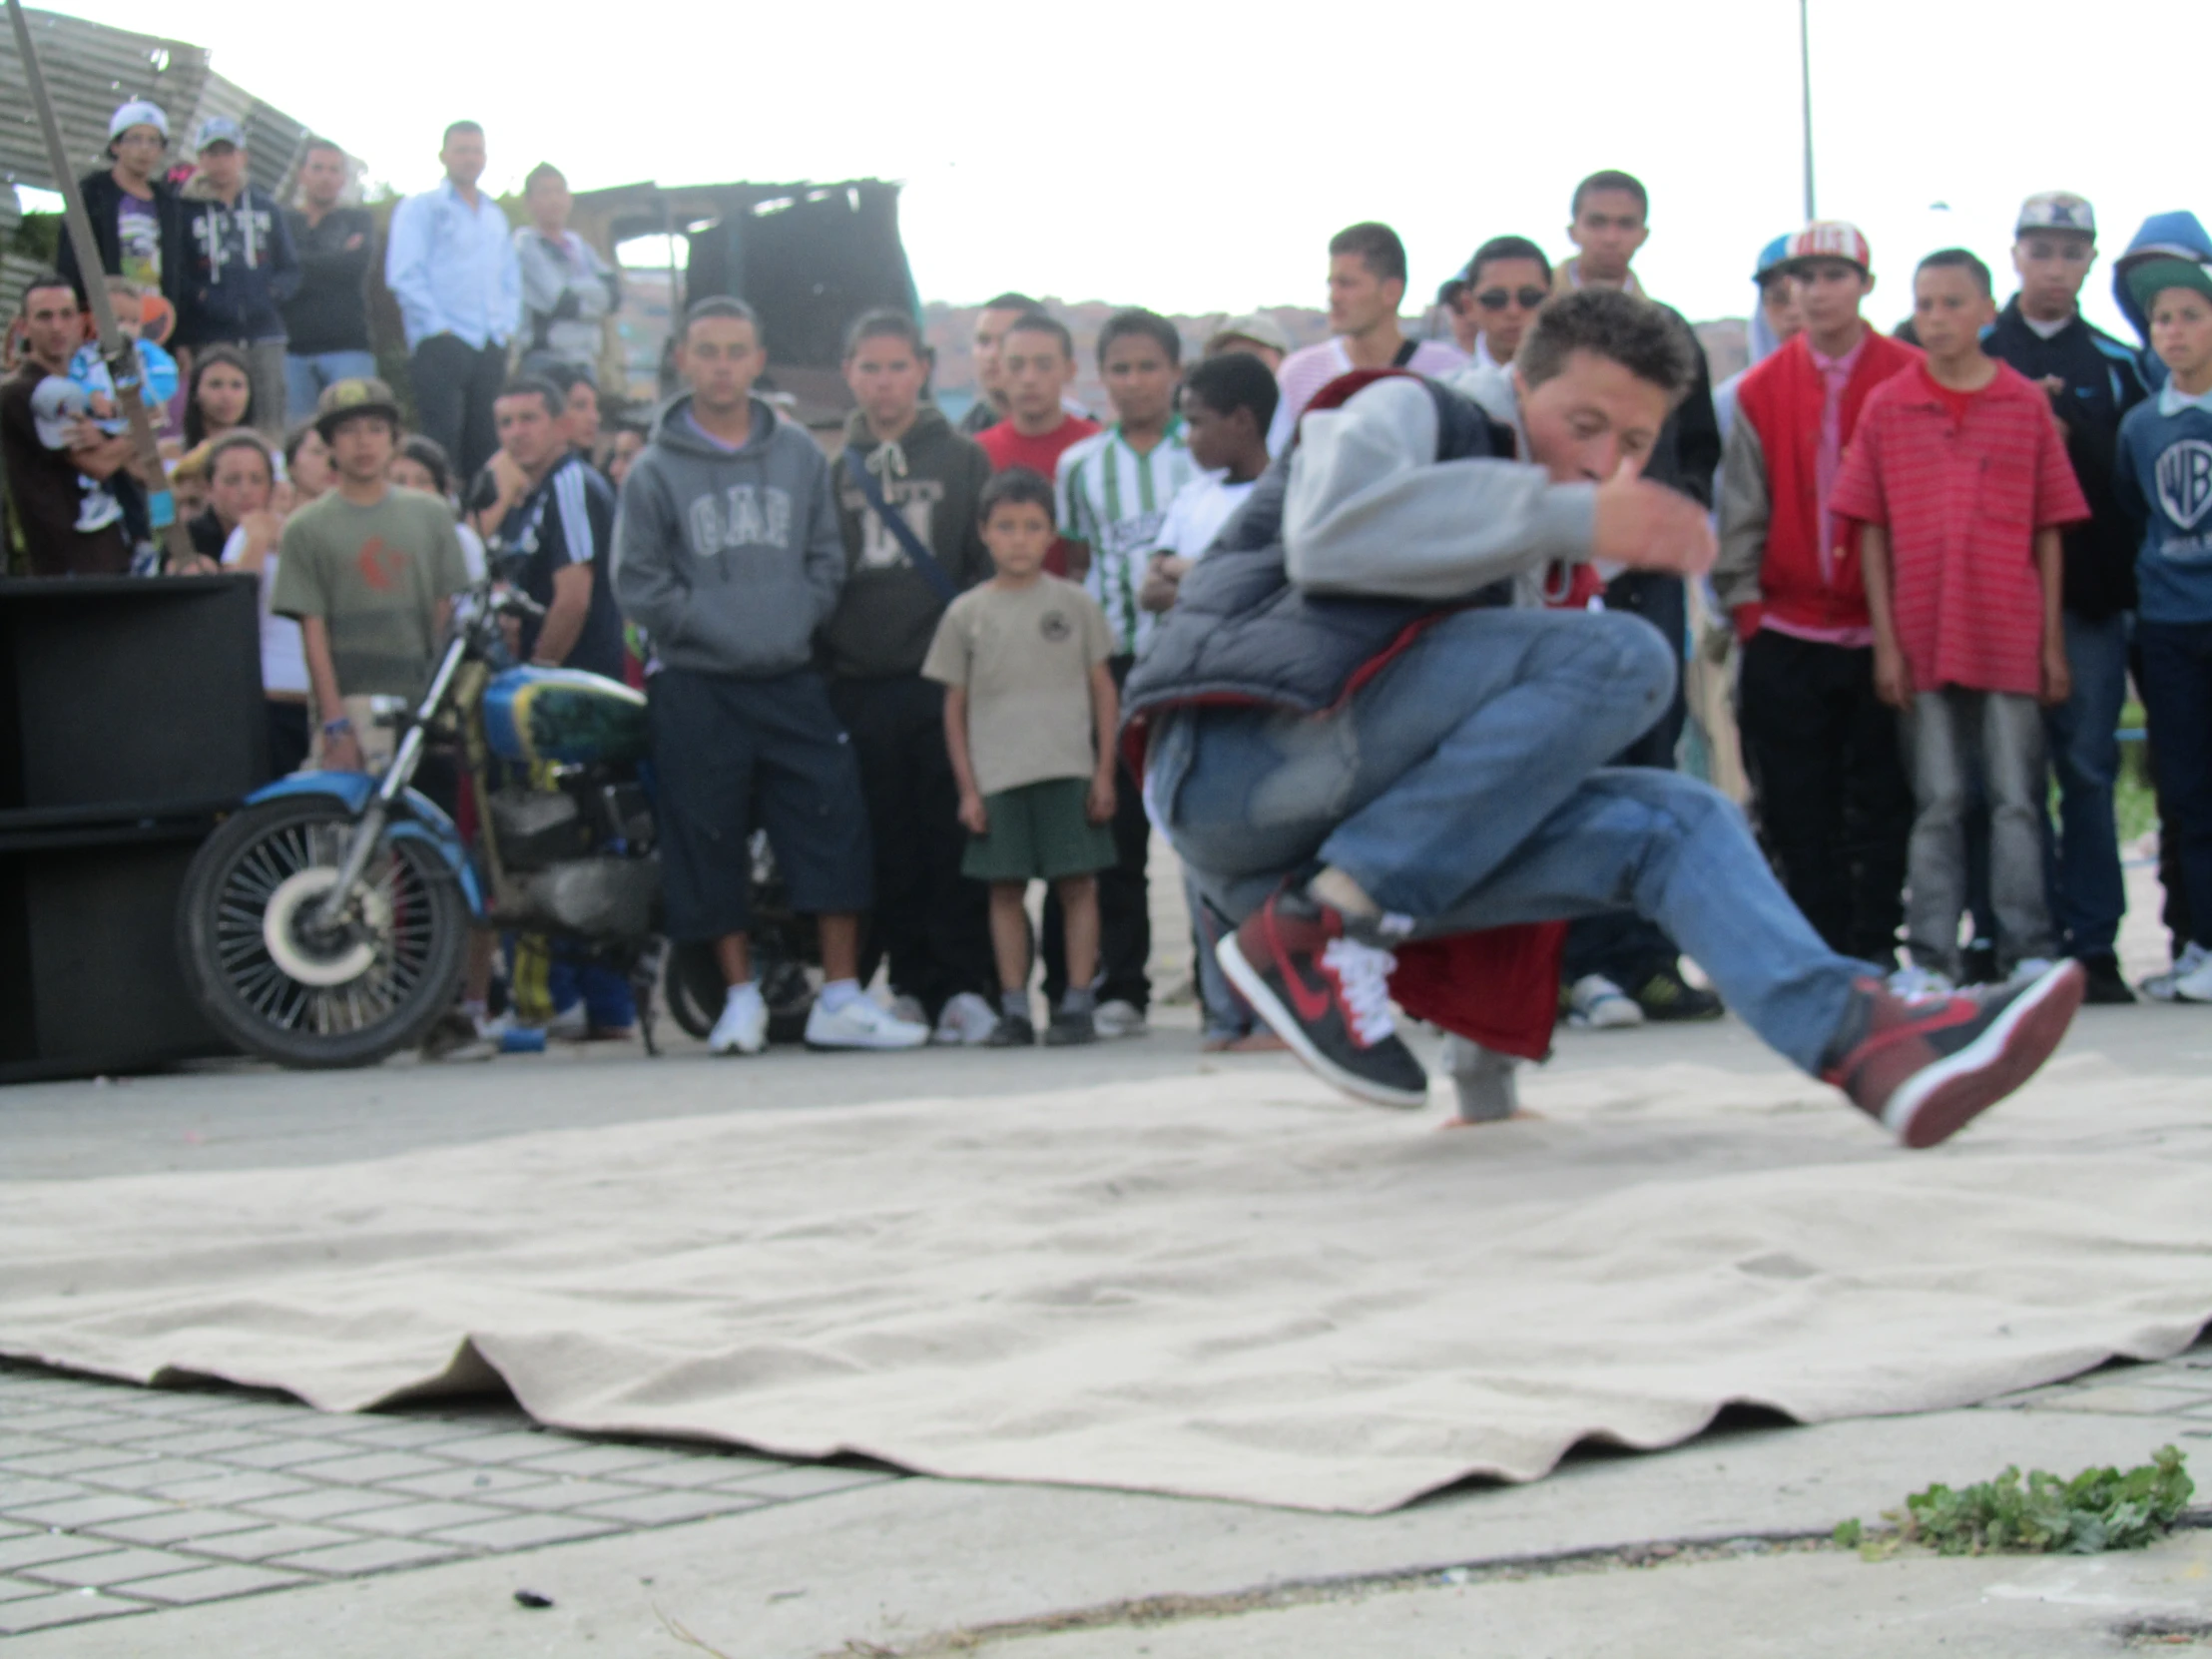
177;567;814;1069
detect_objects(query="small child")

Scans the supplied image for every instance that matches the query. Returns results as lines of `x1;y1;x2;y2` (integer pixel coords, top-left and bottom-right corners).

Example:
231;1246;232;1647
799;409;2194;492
2115;251;2212;1001
1835;249;2088;993
924;468;1120;1046
1138;351;1282;1050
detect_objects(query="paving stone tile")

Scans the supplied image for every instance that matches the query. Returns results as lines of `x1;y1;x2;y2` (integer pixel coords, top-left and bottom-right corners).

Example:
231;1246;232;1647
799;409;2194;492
23;1546;203;1588
146;1470;311;1506
118;1562;308;1604
510;1443;674;1479
0;1433;52;1459
210;1435;369;1470
267;1536;463;1575
78;1457;234;1493
239;1486;417;1524
0;1577;58;1603
344;1499;510;1537
85;1507;268;1547
429;1429;558;1464
382;1465;556;1502
486;1477;653;1512
0;1589;141;1634
5;1493;170;1530
0;1447;160;1479
282;1449;448;1484
0;1476;90;1512
424;1512;621;1551
573;1487;770;1527
325;1417;498;1451
190;1524;363;1562
0;1533;115;1573
718;1464;896;1500
0;1409;125;1435
127;1428;282;1459
166;1401;325;1431
604;1453;791;1489
36;1416;184;1446
2024;1382;2212;1415
105;1391;237;1420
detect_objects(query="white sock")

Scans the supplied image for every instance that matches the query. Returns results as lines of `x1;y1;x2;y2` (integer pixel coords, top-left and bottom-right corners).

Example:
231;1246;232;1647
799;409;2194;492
724;980;760;1008
819;978;863;1013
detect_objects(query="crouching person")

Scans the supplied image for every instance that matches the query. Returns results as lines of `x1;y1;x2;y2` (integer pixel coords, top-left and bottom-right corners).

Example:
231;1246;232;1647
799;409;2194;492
612;296;926;1054
1124;289;2084;1148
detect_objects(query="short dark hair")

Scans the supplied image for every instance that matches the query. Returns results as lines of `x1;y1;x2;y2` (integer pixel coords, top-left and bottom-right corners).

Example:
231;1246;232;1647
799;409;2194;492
1917;247;1994;298
539;360;597;397
1004;310;1073;360
1467;235;1553;288
684;294;761;342
1516;288;1696;405
281;420;321;469
978;466;1055;525
16;269;74;315
981;291;1040;314
498;375;566;419
206;430;274;481
442;120;483;146
842;306;925;360
302;136;345;160
1183;352;1279;434
1570;170;1649;220
523;162;566;195
396;433;454;495
1329;222;1407;286
1097;306;1180;368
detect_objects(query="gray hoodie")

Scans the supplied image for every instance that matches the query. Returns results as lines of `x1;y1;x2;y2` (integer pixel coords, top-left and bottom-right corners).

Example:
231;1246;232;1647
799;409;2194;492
612;393;845;678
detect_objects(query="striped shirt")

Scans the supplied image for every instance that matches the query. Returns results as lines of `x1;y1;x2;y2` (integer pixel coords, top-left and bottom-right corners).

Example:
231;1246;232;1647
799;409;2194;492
1830;362;2087;696
1266;336;1468;455
1056;418;1199;657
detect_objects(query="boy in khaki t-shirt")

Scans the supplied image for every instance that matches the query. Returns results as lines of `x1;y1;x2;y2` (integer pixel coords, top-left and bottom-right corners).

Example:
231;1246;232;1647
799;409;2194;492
923;469;1118;1048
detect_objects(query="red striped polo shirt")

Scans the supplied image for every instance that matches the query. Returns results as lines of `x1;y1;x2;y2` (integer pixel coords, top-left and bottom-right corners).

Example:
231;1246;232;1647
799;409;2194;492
1831;361;2088;695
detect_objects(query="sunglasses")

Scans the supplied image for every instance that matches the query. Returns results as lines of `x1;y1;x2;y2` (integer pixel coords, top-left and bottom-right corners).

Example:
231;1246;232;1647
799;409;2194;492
1476;286;1548;312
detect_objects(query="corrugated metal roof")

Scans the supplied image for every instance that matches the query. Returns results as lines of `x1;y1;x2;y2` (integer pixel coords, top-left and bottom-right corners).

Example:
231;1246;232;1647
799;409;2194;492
2;8;339;204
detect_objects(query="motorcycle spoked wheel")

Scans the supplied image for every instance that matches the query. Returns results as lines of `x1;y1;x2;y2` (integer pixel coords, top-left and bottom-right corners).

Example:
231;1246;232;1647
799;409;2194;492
178;796;470;1068
664;939;815;1045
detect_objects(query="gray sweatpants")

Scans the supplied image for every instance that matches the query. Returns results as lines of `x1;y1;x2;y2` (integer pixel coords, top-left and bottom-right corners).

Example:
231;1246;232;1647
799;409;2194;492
1902;687;2055;978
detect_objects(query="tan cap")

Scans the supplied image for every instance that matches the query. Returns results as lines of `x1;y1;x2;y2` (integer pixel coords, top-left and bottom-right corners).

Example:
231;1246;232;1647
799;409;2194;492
1206;312;1294;356
313;376;402;439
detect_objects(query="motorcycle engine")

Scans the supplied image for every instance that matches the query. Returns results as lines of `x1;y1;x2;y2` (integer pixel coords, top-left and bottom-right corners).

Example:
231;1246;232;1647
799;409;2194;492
508;856;662;939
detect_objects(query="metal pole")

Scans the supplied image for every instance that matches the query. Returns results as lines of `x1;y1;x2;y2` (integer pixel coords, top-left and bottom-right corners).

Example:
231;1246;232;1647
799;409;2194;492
5;0;191;571
1799;0;1817;222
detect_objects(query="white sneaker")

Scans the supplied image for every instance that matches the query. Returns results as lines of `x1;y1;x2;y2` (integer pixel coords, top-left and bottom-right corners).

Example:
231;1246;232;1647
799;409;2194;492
545;1001;590;1041
805;994;930;1050
2004;956;2057;988
932;990;1000;1047
1093;998;1148;1038
708;983;770;1056
2141;941;2212;1003
1567;974;1643;1029
1888;964;1956;1002
890;993;929;1027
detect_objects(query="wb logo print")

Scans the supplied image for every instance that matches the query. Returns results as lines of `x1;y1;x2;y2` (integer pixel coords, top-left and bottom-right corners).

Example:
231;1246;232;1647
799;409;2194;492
2157;440;2212;531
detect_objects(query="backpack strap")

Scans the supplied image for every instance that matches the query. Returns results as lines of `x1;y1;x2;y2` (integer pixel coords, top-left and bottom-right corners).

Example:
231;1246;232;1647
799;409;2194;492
843;448;959;605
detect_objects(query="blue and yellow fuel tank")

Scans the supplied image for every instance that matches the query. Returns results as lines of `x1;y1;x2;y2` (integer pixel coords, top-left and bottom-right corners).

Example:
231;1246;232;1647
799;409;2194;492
481;666;650;768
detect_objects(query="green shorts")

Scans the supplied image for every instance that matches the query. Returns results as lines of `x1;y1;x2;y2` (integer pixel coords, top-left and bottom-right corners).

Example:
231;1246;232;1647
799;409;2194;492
962;777;1116;883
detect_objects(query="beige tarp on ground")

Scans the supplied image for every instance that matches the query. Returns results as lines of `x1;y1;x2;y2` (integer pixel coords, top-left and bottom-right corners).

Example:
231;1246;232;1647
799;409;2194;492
3;1055;2207;1514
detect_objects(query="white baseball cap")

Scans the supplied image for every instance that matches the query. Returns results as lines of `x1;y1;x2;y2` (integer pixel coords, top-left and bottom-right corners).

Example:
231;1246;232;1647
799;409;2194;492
107;99;169;143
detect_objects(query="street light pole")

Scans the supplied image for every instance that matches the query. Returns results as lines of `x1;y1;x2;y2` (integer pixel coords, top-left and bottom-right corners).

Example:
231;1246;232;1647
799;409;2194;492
1799;0;1817;221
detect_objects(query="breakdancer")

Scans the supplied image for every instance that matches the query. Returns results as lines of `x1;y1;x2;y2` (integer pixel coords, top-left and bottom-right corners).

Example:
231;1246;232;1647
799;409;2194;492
1123;288;2082;1145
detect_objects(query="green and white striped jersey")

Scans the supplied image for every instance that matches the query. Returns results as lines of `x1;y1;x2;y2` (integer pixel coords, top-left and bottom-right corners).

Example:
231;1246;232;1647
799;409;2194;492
1054;417;1199;657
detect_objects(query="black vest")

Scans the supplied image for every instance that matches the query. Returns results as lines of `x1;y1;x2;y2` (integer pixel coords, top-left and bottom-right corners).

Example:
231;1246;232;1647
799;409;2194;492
1124;375;1511;722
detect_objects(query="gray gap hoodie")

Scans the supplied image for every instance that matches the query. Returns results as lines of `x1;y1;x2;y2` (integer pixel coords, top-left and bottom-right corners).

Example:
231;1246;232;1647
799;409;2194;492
611;393;845;678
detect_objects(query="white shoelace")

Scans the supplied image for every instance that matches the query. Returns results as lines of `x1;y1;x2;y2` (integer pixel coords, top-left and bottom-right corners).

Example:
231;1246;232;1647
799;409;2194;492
1321;937;1399;1047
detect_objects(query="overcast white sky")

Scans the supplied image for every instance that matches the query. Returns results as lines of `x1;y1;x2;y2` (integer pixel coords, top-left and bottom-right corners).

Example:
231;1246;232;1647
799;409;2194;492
45;0;2207;338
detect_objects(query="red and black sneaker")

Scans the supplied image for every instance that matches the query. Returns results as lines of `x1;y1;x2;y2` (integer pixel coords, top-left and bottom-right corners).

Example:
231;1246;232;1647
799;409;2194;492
1822;959;2085;1149
1217;884;1429;1109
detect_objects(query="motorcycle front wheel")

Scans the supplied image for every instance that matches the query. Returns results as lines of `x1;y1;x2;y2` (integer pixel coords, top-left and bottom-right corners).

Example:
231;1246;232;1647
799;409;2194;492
178;796;470;1068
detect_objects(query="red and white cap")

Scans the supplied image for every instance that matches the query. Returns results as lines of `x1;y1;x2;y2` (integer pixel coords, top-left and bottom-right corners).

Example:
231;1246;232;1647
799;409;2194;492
1780;220;1872;275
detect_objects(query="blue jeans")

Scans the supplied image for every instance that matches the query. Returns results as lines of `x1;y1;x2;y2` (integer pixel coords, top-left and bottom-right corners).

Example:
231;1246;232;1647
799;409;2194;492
2042;611;2130;958
2136;618;2212;949
1149;608;1871;1075
284;349;379;426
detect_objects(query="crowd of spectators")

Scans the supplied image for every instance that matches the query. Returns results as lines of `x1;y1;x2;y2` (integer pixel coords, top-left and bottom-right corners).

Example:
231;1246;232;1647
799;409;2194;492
4;108;2210;1059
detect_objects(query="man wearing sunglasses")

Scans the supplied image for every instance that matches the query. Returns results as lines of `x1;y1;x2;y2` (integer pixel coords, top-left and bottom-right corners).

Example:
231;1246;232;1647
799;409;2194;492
1450;238;1552;372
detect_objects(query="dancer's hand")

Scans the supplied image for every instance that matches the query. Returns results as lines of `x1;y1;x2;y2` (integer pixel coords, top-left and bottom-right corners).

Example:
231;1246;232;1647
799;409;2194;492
1874;639;1915;711
1592;460;1716;577
958;791;989;835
